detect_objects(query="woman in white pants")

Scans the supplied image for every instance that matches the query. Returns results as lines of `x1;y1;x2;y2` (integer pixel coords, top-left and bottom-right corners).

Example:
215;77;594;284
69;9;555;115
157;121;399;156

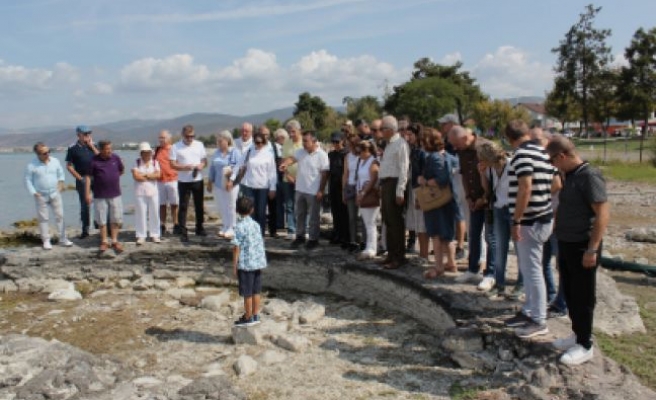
207;130;240;239
132;142;161;244
355;140;380;261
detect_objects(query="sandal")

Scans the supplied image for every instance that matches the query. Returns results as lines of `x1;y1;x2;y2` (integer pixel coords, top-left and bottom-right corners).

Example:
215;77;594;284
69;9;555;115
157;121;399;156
423;267;445;280
445;265;458;273
112;242;124;254
99;242;109;252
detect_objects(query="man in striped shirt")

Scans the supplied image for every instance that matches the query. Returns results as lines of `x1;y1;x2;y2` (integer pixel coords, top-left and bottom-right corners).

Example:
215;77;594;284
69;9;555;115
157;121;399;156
503;120;556;339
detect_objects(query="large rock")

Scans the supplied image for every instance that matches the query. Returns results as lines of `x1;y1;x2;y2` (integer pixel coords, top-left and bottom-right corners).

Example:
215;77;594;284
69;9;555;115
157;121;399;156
233;355;258;377
625;228;656;244
177;376;246;399
441;327;484;353
0;279;18;292
274;334;311;353
263;298;293;318
132;275;155;291
595;271;646;335
175;276;196;288
199;291;231;311
232;326;263;345
258;350;287;366
258;319;288;338
48;289;83;301
296;301;326;324
165;288;197;300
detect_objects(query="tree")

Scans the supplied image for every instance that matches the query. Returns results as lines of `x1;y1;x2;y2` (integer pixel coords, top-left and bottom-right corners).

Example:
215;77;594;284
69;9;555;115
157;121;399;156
472;100;531;137
384;58;487;123
544;77;581;131
589;67;620;134
294;92;328;131
342;96;382;122
263;118;281;133
386;77;462;126
623;27;656;162
551;4;612;135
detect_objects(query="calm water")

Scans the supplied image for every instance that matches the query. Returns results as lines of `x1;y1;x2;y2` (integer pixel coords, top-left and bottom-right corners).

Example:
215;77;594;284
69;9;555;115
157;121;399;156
0;150;218;230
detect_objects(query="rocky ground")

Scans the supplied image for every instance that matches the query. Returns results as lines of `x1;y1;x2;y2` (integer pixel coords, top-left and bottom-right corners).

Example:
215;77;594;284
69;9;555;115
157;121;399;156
0;179;655;400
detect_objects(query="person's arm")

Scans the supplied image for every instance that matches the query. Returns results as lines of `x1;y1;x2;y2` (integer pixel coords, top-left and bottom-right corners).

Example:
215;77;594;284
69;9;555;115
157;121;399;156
268;155;277;197
151;161;161;180
361;162;379;194
317;170;329;200
583;201;610;268
232;245;240;277
132;164;146;182
57;162;65;193
207;156;216;192
85;174;92;204
66;162;84;181
199;157;207;170
24;164;38;197
551;171;563;194
395;141;410;203
511;175;532;241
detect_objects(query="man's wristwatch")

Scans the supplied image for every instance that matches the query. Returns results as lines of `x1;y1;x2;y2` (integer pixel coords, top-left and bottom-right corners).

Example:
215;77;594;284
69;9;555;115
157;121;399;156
585;248;598;255
512;220;521;226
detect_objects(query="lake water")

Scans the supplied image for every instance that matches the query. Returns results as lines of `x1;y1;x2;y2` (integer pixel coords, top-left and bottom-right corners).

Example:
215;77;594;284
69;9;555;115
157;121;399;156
0;150;217;230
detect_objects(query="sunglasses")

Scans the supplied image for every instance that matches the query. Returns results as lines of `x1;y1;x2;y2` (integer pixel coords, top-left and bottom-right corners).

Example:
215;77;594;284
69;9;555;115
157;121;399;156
184;135;195;139
254;141;264;145
38;151;50;156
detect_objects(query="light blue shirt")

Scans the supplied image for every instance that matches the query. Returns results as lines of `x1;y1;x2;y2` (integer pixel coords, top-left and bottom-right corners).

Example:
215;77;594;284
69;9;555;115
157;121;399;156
231;215;267;271
208;147;239;187
25;156;65;196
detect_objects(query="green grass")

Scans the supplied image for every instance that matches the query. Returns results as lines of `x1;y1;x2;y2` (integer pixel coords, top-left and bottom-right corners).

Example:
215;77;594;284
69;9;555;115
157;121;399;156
590;161;656;183
597;274;656;390
449;382;485;400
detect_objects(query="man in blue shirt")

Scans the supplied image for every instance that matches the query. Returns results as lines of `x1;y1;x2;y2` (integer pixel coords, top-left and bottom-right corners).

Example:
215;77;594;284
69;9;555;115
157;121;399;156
65;125;98;238
25;142;73;250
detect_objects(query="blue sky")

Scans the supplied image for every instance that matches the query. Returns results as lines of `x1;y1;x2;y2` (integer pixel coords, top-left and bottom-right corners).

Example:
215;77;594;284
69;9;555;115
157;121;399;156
1;0;654;130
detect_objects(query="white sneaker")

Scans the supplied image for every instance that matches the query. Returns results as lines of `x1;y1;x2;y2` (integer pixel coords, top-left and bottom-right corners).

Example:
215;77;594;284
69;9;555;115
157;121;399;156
43;240;52;250
286;233;295;240
60;239;73;247
152;237;161;243
477;276;496;291
560;344;593;365
552;333;577;351
454;271;480;284
136;238;145;245
356;252;375;261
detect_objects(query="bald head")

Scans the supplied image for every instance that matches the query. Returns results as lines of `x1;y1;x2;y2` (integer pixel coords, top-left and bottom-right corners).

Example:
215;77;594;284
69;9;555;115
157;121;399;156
447;125;472;151
530;127;552;148
158;129;171;146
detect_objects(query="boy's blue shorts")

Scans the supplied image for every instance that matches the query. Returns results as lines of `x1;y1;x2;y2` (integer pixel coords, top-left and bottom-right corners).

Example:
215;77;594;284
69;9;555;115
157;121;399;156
238;269;262;297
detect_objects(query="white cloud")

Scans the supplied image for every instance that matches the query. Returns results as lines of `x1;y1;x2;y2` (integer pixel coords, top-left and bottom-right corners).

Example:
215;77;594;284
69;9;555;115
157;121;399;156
610;52;628;69
90;82;113;95
52;62;79;83
472;46;554;98
440;52;462;65
218;49;280;81
0;60;54;92
118;54;211;91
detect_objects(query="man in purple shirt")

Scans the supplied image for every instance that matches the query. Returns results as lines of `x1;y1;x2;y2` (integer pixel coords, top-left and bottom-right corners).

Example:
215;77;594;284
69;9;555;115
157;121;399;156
85;141;125;253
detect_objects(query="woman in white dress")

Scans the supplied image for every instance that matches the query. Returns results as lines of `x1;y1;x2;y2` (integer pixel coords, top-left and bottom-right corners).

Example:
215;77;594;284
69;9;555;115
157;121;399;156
207;130;240;239
132;142;161;244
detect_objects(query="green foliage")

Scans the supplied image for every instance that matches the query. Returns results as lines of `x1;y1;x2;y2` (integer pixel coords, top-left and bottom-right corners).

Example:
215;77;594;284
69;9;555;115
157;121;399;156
590;67;621;130
342;95;382;123
196;134;216;147
263;118;281;133
588;159;656;183
294;92;328;131
545;77;581;127
472;100;531;137
551;4;612;133
384;58;487;124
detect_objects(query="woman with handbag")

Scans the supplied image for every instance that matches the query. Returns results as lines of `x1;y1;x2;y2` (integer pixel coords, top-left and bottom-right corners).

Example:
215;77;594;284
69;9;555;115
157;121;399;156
341;133;363;253
132;142;162;244
207;130;240;239
418;129;458;279
355;140;380;261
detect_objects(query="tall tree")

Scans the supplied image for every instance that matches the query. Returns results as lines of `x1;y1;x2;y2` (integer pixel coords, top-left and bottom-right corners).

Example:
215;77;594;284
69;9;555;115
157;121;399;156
551;4;612;135
623;27;656;162
472;100;531;137
342;96;382;122
589;67;620;134
544;77;581;131
294;92;328;131
386;77;462;126
263;118;281;133
384;58;487;123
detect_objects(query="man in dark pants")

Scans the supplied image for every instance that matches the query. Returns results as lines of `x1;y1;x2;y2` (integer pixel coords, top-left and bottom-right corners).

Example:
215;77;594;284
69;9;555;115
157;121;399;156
376;115;409;269
170;125;207;241
328;131;349;246
65;125;98;239
547;135;609;365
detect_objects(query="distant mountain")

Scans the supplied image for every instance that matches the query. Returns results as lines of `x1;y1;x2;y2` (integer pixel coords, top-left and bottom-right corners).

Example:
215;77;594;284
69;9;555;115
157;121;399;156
0;107;297;148
503;96;546;106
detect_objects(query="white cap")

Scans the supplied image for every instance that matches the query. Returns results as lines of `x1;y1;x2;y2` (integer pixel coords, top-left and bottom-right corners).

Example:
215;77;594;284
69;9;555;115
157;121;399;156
138;142;153;152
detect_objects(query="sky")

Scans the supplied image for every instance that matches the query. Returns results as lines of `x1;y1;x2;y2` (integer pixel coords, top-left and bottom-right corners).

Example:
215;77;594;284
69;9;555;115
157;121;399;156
1;0;655;130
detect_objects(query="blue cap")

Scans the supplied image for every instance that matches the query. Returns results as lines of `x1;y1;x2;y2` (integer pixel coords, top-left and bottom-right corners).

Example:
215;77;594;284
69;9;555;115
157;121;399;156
76;125;92;134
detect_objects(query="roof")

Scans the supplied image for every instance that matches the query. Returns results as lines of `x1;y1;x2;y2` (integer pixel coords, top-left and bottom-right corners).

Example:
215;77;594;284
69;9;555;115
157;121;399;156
516;102;546;116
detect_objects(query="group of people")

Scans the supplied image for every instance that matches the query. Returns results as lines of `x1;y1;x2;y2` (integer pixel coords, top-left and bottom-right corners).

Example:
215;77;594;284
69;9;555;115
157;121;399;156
25;113;609;366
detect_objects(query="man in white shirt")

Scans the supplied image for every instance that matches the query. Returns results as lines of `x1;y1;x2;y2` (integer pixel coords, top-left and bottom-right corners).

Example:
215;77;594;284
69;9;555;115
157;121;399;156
170;124;207;241
234;122;253;158
280;131;329;250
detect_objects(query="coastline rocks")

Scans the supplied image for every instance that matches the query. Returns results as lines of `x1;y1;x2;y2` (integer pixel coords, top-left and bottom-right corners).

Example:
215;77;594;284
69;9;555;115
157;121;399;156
625;228;656;244
231;326;263;345
296;301;326;324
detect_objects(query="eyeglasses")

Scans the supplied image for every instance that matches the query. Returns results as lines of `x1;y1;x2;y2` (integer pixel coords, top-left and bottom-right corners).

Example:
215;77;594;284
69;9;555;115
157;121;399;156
38;151;50;156
254;141;264;145
184;135;195;139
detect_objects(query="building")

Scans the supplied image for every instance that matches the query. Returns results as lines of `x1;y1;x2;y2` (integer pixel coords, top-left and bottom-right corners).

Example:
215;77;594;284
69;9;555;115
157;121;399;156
514;103;560;130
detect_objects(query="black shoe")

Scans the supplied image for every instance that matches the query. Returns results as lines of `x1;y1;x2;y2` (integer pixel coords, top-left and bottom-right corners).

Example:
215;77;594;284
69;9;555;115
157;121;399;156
173;225;183;235
504;311;532;327
341;242;350;250
291;237;306;249
180;233;189;242
78;231;89;239
305;240;319;250
160;225;167;236
195;228;207;237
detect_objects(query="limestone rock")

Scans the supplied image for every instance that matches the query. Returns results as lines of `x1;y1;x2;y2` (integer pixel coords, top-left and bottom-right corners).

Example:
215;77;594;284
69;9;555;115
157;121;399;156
48;289;83;301
594;271;646;335
297;302;326;324
177;376;246;399
165;288;196;300
233;355;258;376
132;275;155;291
117;279;131;289
132;376;162;388
516;384;551;400
42;279;74;293
175;276;196;288
199;291;231;311
232;325;263;345
441;327;484;353
202;362;226;377
263;298;293;318
258;350;287;366
274;334;311;352
258;319;288;338
0;279;18;292
153;279;171;290
625;227;656;244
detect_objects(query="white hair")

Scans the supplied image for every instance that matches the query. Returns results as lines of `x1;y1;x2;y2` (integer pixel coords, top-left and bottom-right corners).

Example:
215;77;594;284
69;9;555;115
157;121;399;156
159;129;171;142
274;128;289;141
285;119;301;131
217;130;234;146
381;115;398;132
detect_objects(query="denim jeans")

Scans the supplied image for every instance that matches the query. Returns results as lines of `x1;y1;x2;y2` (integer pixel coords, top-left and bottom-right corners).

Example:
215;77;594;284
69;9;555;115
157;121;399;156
493;206;511;288
241;186;269;235
468;208;496;277
282;181;296;235
544;234;567;311
516;221;553;324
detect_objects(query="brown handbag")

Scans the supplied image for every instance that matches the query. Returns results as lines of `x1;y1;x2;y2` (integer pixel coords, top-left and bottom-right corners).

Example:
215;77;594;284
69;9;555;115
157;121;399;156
416;184;452;211
359;187;380;208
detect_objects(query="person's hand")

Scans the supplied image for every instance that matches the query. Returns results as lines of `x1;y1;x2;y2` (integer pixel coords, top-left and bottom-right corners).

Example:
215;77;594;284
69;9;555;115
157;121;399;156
226;180;234;191
417;176;426;186
356;193;363;207
511;225;521;241
316;191;323;201
396;196;405;206
232;265;237;278
58;182;65;192
582;252;597;268
268;190;276;200
473;198;487;211
33;193;41;199
85;193;92;205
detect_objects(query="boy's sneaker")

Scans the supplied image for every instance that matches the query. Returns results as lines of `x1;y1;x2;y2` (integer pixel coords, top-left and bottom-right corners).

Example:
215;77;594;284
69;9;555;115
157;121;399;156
560;344;593;365
477;276;496;291
252;314;261;325
60;239;74;247
234;315;256;327
552;333;577;351
515;321;549;338
547;305;568;319
504;311;532;327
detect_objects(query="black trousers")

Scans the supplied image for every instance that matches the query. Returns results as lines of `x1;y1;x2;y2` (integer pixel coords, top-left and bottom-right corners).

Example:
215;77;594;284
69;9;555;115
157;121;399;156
178;181;204;232
267;193;278;236
329;182;349;243
558;240;600;349
381;178;406;262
